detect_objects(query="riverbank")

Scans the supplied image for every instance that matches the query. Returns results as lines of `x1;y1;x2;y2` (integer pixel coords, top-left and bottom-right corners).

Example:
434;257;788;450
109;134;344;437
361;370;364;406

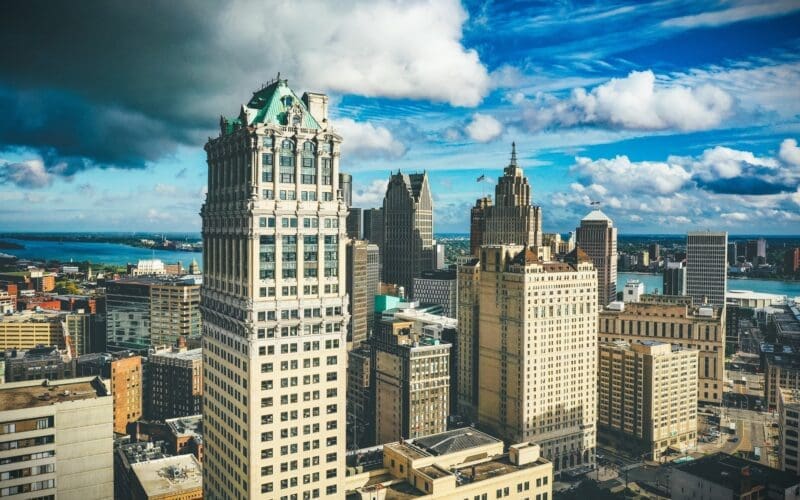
618;272;800;297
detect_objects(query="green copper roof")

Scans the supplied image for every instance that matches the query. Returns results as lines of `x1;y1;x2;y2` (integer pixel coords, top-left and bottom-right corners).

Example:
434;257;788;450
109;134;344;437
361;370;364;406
244;79;321;130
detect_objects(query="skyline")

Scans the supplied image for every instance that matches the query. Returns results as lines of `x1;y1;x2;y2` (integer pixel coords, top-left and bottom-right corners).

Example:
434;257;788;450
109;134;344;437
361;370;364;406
1;1;800;234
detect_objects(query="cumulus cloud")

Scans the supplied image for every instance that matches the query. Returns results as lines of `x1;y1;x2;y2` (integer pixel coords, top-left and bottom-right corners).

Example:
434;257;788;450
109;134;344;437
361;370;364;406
334;119;407;159
521;70;733;132
780;138;800;166
0;0;488;180
0;159;55;188
572;155;691;195
465;113;503;142
353;178;389;207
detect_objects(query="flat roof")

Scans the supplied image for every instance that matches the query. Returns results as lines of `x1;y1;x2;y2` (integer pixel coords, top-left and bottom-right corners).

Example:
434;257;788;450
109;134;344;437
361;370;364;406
166;415;203;442
0;377;107;411
675;453;799;492
131;455;202;497
151;347;202;361
455;454;548;483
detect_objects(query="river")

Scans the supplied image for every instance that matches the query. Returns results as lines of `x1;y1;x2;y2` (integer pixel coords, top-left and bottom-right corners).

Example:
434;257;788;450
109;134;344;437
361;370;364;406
618;272;800;298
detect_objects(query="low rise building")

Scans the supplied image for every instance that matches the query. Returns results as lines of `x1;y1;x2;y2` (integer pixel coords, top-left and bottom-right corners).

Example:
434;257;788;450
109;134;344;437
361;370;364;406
670;452;800;499
345;427;553;499
148;344;202;421
0;310;65;351
623;280;645;303
165;415;203;462
0;376;114;499
130;454;203;500
115;440;170;500
598;341;698;460
3;345;77;382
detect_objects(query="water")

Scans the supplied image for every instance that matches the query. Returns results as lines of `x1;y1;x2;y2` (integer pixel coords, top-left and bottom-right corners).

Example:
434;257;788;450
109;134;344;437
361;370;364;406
1;238;201;269
618;272;800;298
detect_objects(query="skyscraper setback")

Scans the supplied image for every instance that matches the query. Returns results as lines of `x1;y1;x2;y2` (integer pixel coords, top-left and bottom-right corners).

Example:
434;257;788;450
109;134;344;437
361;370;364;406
576;209;618;307
201;78;347;498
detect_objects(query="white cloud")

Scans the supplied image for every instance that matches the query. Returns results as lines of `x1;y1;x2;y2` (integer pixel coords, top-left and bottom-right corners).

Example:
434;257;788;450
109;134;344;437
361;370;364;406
223;0;490;107
0;159;54;188
521;70;733;131
780;138;800;166
334;118;406;159
572;155;691;195
662;2;800;29
465;113;503;142
721;212;749;221
352;179;388;207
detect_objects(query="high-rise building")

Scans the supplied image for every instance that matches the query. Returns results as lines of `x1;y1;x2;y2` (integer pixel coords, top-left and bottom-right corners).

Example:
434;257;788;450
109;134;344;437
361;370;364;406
785;247;800;274
576;209;618;307
346;345;372;449
599;298;725;403
469;143;542;254
365;243;380;337
371;319;450;444
456;257;480;421
598;341;698;460
339;172;352;208
362;207;384;249
345;207;362;239
106;277;201;352
663;261;687;296
149;343;202;424
382;171;434;296
686;231;728;307
476;246;598;473
201;77;347;498
412;268;458;319
746;238;767;264
0;376;114;498
648;243;660;261
346;239;369;350
727;242;738;266
77;351;144;434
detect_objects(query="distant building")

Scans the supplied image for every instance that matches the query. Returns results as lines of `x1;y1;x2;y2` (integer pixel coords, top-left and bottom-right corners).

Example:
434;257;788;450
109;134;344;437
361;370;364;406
648;243;660;261
413;268;458;318
344;427;553;499
371;319;451;443
686;231;728;307
670;452;800;500
131;259;167;276
382;171;435;296
598;341;698;460
663;261;687;296
346;239;369;349
346;207;362;239
188;259;200;275
786;247;800;274
3;346;76;382
728;242;739;266
149;343;202;421
576;209;618;307
365;243;380;337
0;269;56;292
363;207;384;249
340;172;353;207
600;298;725;404
0;377;114;499
130;454;203;500
746;238;767;265
623;280;645;303
346;345;372;448
0;310;66;351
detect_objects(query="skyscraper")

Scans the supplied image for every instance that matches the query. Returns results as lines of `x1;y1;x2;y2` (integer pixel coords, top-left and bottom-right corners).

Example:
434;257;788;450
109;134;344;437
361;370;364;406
576;209;618;307
476;246;598;473
686;231;728;307
382;171;434;296
663;261;687;296
362;207;384;249
346;239;368;350
201;77;347;498
469;143;542;253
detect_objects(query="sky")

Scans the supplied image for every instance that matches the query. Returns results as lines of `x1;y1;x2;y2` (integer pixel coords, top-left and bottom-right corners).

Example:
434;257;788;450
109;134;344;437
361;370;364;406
0;0;799;234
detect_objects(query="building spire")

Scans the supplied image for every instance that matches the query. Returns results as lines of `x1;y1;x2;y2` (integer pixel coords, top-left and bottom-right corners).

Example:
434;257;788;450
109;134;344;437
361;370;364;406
510;142;517;166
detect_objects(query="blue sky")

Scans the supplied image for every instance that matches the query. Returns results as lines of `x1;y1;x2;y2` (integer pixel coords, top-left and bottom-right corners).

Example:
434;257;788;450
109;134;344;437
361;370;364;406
1;0;799;234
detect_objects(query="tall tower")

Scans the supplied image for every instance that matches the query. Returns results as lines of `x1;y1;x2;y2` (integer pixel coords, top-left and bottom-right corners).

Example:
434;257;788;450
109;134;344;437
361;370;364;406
381;171;434;296
201;77;347;499
470;143;542;252
576;209;618;307
686;231;728;307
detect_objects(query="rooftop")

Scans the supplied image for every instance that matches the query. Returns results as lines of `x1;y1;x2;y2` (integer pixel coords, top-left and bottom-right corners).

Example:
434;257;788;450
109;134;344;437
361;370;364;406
131;455;203;497
166;415;203;443
674;453;799;493
581;209;613;223
0;377;107;411
151;347;202;361
412;427;500;456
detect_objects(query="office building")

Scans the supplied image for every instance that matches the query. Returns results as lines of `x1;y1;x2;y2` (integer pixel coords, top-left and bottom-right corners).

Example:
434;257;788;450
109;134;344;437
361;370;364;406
456;257;480;421
346;345;372;449
0;310;65;351
339;172;352;207
576;209;618;307
346;240;369;350
765;354;800;410
648;243;660;261
599;298;725;404
663;261;687;296
365;243;380;337
371;319;450;444
623;280;645;303
345;427;553;498
413;268;458;319
476;246;598;472
346;207;362;240
3;345;76;382
469;143;543;254
779;388;800;474
130;454;203;500
686;231;728;307
670;452;800;500
0;377;113;498
201;77;347;498
598;341;698;460
76;351;144;434
149;343;202;421
746;238;767;264
728;242;738;266
382;171;435;296
106;277;201;352
362;207;384;249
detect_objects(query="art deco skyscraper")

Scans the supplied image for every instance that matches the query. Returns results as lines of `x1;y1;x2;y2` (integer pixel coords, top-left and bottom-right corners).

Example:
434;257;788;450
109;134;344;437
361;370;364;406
686;231;728;307
469;143;542;255
576;209;618;307
382;171;434;296
201;77;347;499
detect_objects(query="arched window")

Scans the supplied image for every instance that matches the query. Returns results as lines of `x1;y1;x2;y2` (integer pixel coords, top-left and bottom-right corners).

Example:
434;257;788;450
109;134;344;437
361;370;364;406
303;141;315;153
281;139;294;151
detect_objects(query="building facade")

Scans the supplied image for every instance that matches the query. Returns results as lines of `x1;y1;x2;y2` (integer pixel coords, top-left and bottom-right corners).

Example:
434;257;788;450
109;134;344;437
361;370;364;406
362;207;384;250
456;258;480;421
663;261;687;296
346;346;372;449
382;171;434;296
0;310;65;351
779;388;800;474
0;377;113;499
476;246;598;473
149;345;202;422
686;231;728;307
346;239;369;350
599;298;725;404
576;209;618;307
201;78;347;498
598;341;698;459
412;269;457;319
365;243;380;337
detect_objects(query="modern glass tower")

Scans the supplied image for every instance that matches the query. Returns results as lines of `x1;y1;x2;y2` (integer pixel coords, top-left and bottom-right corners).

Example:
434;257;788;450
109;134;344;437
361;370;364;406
201;77;348;499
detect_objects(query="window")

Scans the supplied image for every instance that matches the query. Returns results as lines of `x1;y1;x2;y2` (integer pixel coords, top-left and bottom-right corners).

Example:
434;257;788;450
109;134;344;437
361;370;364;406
281;139;294;150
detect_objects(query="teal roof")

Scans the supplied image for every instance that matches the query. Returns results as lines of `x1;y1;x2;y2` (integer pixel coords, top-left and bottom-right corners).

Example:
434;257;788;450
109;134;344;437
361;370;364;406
238;79;321;130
